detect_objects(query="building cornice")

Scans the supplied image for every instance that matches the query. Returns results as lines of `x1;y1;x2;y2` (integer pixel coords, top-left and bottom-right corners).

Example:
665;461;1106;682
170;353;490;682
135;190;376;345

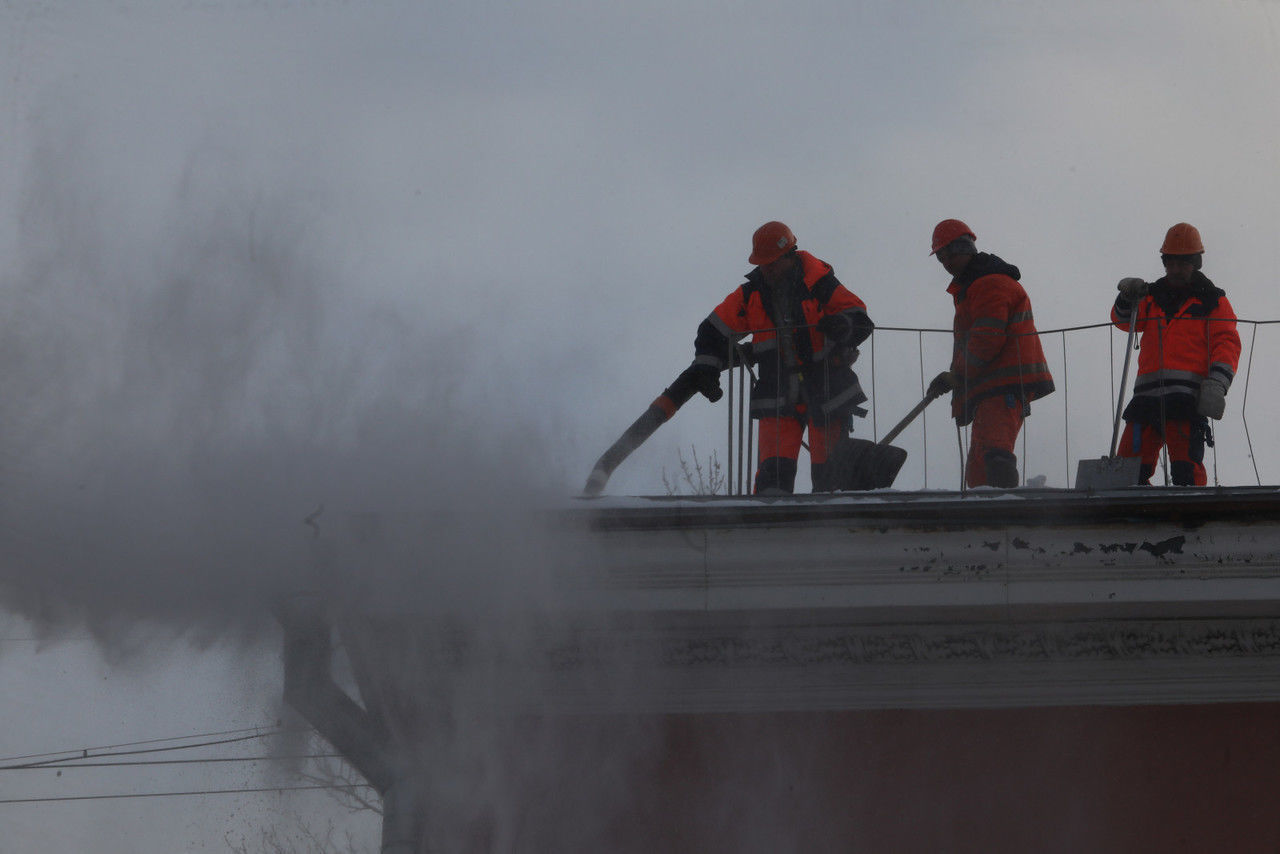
322;487;1280;712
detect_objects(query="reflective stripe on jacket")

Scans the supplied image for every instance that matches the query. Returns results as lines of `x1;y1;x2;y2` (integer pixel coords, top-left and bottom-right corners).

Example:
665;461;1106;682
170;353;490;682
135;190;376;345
693;250;873;423
947;253;1055;426
1111;272;1240;424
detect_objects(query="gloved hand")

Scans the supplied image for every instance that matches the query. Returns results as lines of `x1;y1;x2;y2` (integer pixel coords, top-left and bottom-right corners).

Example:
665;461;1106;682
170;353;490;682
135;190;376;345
928;370;958;398
1117;277;1149;301
817;314;851;342
1197;378;1227;419
691;364;723;402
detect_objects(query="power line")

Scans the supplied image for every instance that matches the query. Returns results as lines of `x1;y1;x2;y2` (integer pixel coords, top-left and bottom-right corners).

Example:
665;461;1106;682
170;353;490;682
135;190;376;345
0;754;343;769
0;783;376;806
4;732;297;770
0;724;298;765
0;722;314;768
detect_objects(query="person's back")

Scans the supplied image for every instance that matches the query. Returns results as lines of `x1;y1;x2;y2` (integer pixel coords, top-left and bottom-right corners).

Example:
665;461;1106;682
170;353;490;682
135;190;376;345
945;251;1053;426
928;219;1054;488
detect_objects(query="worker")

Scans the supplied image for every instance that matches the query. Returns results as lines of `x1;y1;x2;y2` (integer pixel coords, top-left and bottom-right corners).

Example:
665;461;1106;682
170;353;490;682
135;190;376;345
1111;222;1241;486
927;219;1055;488
689;221;874;493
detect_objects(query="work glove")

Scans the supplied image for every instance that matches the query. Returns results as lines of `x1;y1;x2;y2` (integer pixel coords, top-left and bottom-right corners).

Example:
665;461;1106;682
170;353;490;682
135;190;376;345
1197;378;1227;420
1116;277;1149;302
691;363;723;402
816;313;851;343
927;370;958;398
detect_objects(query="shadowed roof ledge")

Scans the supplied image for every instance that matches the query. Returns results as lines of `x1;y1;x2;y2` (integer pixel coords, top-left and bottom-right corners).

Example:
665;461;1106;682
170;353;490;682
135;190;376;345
304;486;1280;713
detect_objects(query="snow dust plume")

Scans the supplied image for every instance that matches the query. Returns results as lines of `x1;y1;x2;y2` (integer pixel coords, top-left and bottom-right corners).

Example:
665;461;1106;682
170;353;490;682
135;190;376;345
0;124;575;654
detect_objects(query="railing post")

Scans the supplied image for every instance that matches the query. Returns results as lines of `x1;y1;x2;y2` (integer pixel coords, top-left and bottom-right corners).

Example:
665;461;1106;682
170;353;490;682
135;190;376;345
726;339;735;494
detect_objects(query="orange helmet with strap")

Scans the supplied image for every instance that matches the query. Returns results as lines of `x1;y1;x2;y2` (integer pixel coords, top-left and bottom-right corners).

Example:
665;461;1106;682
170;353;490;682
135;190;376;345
930;219;977;255
749;221;797;265
1160;222;1204;255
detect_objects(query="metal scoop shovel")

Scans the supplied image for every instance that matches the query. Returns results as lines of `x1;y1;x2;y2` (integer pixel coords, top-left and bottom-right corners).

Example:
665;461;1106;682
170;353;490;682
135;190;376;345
1075;305;1143;490
827;388;946;490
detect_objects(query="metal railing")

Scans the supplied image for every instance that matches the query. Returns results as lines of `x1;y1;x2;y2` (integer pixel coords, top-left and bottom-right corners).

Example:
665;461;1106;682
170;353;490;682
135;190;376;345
716;316;1279;495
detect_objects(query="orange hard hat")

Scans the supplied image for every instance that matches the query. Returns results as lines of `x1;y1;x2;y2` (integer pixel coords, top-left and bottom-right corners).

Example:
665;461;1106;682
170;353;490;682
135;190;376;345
749;221;797;265
930;219;977;255
1160;222;1204;255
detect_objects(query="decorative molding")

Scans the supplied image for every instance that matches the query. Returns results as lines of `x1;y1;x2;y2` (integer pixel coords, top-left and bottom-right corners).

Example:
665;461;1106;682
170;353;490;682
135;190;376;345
326;490;1280;711
539;618;1280;670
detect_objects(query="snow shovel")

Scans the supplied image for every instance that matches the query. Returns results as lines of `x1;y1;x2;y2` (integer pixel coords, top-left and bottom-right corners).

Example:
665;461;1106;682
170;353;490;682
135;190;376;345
827;388;946;491
1074;304;1143;490
582;365;712;497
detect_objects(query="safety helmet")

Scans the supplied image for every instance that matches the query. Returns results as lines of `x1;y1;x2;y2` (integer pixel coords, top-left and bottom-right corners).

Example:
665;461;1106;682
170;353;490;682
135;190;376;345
749;221;797;265
1160;222;1204;255
930;219;977;255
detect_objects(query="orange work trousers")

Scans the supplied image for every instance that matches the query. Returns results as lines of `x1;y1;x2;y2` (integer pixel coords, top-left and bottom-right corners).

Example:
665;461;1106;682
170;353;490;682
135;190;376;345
755;415;844;493
966;394;1024;488
1117;419;1207;486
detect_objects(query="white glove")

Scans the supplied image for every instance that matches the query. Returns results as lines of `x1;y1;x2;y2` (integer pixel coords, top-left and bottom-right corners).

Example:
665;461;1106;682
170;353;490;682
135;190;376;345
1117;277;1149;301
1197;378;1227;420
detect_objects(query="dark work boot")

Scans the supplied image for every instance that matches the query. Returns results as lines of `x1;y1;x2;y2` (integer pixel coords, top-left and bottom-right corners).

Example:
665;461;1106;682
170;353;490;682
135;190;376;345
811;462;832;493
983;449;1019;488
754;457;798;494
1170;461;1196;486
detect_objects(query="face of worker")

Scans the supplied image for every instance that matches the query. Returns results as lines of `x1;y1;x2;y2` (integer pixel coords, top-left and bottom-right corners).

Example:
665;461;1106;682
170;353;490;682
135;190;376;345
759;252;798;285
935;245;973;278
1162;255;1198;288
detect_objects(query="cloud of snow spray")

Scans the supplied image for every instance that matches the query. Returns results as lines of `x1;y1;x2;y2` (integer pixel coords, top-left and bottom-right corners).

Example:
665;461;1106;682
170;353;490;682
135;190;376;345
0;122;973;853
0;136;544;643
0;120;695;849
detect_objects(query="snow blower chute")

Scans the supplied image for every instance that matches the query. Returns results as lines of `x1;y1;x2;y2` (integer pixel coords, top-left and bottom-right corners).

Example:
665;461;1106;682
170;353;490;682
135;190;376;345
582;366;715;497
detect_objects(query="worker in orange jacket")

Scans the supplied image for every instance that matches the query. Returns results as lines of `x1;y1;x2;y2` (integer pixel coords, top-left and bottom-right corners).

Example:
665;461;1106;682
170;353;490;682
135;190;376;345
927;219;1055;488
690;221;874;493
1111;223;1241;486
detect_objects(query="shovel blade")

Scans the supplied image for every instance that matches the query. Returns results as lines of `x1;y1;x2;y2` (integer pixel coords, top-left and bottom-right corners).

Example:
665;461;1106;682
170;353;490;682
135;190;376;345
829;438;909;491
1074;456;1141;491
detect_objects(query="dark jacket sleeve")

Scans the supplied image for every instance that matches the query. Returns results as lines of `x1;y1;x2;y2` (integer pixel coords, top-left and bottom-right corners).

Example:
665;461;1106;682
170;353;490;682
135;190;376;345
814;273;874;347
693;286;750;370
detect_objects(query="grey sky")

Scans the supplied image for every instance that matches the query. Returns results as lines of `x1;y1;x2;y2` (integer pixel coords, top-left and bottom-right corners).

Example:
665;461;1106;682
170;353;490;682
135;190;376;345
2;1;1280;850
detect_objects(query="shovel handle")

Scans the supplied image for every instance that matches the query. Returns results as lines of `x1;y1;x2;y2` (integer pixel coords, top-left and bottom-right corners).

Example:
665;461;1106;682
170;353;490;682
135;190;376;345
1109;305;1140;457
879;388;946;446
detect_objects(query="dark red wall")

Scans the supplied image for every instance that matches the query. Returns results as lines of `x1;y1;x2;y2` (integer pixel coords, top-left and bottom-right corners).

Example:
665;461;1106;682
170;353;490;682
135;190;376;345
594;704;1280;853
453;704;1280;852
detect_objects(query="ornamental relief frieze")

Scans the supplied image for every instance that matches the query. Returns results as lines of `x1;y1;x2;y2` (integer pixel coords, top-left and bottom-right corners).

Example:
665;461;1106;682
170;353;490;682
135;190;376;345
539;619;1280;671
597;527;1280;589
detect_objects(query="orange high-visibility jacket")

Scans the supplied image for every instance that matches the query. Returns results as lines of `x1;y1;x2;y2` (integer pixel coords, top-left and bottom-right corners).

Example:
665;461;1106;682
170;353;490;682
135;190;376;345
694;250;873;424
947;253;1055;425
1111;273;1240;424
